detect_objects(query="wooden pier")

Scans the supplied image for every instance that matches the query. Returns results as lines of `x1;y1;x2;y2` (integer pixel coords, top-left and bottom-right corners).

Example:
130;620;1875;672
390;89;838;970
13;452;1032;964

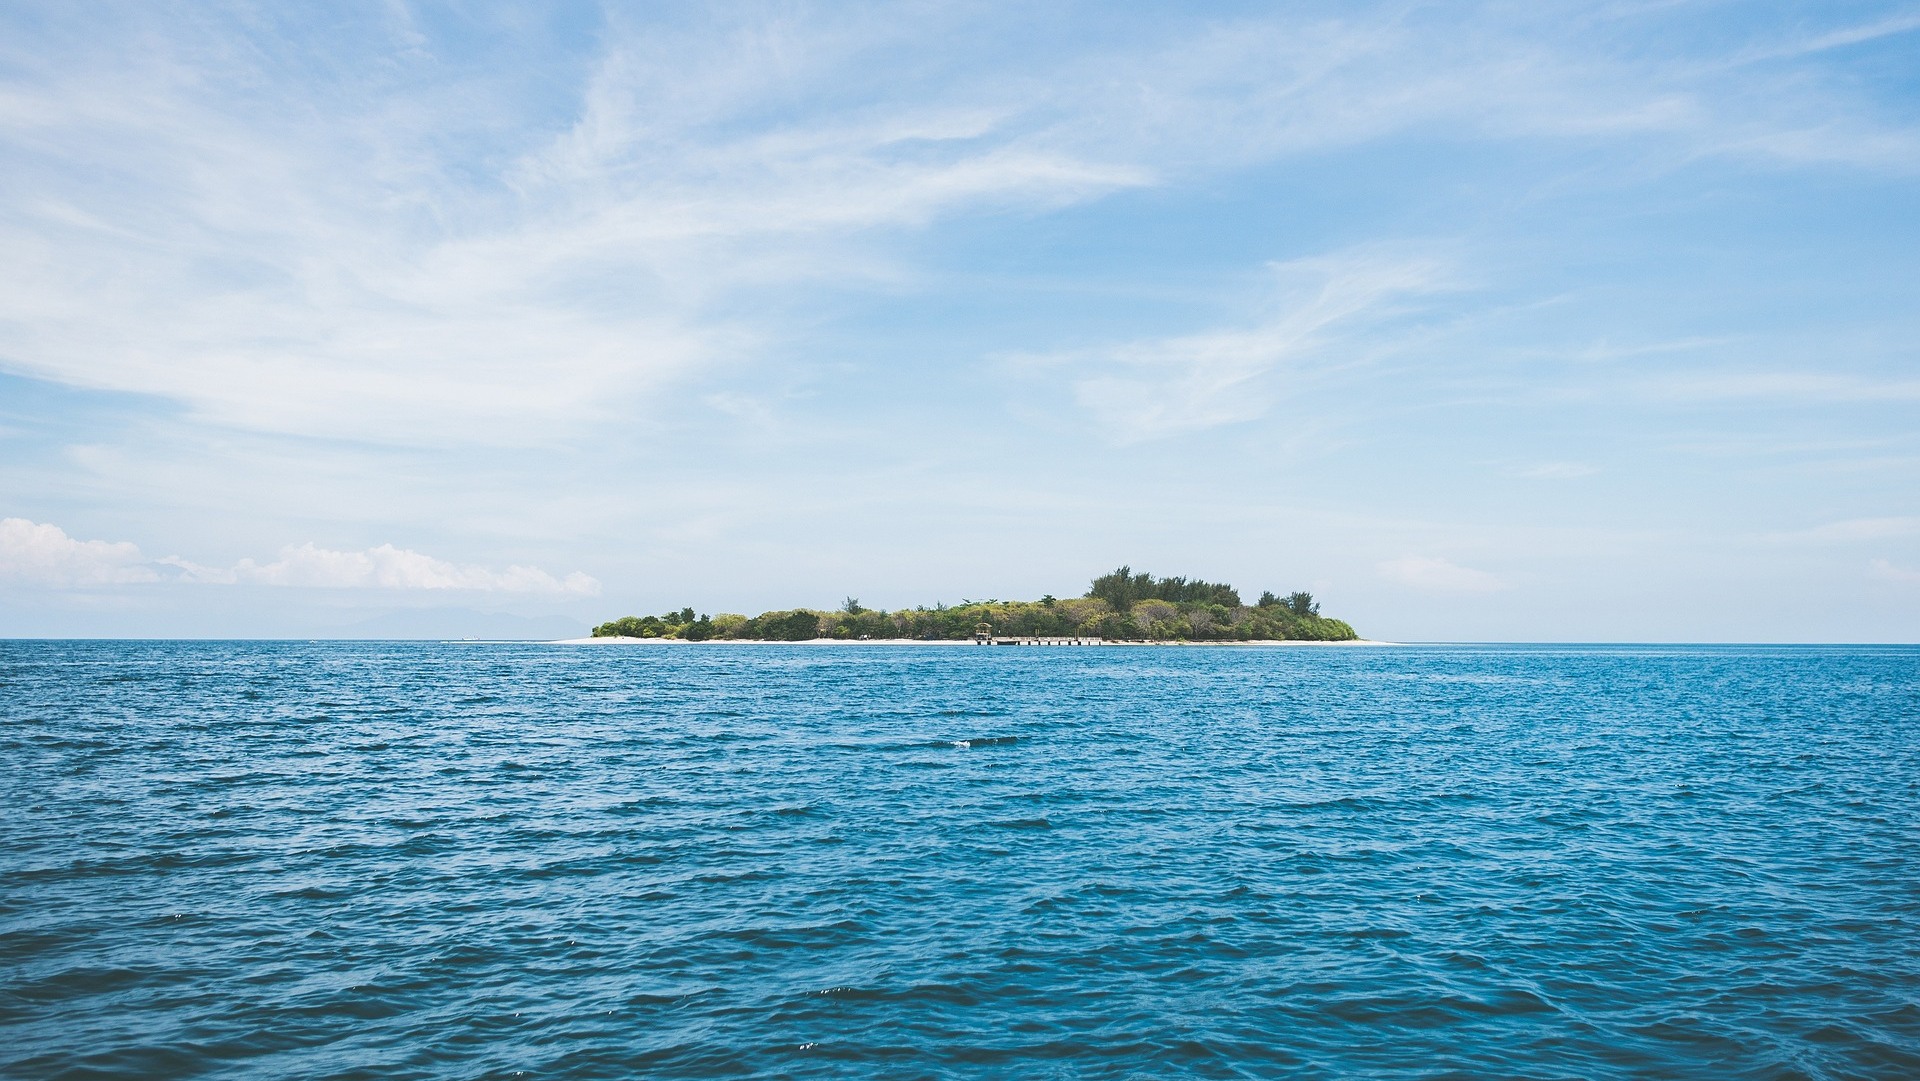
969;621;1102;646
971;634;1105;646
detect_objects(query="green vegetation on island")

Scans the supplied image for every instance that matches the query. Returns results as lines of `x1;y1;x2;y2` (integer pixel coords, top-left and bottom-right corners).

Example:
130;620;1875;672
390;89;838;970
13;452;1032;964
591;566;1358;642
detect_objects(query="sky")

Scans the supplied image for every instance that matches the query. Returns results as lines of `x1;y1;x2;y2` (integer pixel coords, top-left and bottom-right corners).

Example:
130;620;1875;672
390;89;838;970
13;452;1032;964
1;0;1917;641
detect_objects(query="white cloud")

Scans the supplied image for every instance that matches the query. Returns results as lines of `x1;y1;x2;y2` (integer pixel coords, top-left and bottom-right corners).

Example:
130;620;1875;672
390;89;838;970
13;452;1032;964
1;4;1913;448
1646;372;1920;404
1515;461;1600;480
220;542;600;595
0;517;158;586
0;9;1151;447
1773;517;1920;543
1378;555;1507;594
0;518;596;595
1731;12;1920;65
1044;253;1447;441
1870;558;1920;584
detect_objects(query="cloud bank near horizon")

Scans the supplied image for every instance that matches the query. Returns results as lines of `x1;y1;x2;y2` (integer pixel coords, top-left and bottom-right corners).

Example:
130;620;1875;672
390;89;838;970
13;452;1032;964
0;519;599;596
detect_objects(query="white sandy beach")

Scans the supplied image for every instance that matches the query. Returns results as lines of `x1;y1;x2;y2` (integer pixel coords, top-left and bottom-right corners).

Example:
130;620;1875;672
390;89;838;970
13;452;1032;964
551;636;1397;646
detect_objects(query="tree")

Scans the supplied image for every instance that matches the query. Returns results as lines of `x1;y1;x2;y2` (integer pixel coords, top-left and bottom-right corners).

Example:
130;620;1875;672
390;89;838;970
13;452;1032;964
1284;591;1318;617
1258;591;1279;608
593;615;651;638
1089;565;1153;610
842;596;865;615
755;610;821;641
1133;599;1179;639
1091;566;1240;608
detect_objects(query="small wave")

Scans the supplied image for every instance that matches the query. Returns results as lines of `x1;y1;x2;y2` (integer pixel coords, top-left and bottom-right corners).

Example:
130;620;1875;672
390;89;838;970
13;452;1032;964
1281;795;1387;811
950;735;1021;749
810;985;883;1000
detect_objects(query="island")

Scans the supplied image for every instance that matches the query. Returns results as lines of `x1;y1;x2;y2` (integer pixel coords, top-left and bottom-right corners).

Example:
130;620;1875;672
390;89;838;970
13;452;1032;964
589;566;1359;643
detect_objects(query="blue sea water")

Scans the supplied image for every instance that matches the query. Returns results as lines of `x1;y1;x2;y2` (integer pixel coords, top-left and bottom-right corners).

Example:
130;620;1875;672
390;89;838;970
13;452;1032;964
2;641;1917;1080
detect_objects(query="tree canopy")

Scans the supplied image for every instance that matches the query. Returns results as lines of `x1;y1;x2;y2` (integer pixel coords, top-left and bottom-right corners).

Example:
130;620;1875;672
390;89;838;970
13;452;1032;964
1088;565;1242;608
592;567;1355;642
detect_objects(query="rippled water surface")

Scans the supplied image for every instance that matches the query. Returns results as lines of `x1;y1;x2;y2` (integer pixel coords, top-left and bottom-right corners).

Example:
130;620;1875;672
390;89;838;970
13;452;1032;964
4;641;1918;1079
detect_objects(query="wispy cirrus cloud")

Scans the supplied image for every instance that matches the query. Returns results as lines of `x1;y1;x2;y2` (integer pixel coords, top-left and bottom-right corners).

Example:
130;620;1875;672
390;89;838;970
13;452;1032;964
0;6;1152;447
1515;461;1601;480
2;1;1915;451
1729;10;1920;65
1032;252;1448;441
1771;516;1920;543
1;518;597;595
1645;372;1920;404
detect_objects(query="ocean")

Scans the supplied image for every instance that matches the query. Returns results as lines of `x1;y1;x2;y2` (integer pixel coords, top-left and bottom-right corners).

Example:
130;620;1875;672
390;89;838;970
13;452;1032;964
3;641;1917;1079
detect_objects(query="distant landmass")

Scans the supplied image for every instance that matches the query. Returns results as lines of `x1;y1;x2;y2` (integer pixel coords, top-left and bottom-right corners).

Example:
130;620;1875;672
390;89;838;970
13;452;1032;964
591;566;1358;642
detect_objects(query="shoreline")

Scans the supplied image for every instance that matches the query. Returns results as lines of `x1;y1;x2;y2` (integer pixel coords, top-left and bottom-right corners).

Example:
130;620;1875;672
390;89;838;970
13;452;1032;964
550;636;1398;647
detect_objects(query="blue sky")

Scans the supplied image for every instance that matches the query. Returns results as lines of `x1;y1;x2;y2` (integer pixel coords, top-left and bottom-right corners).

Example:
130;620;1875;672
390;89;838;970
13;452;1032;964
2;0;1917;640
